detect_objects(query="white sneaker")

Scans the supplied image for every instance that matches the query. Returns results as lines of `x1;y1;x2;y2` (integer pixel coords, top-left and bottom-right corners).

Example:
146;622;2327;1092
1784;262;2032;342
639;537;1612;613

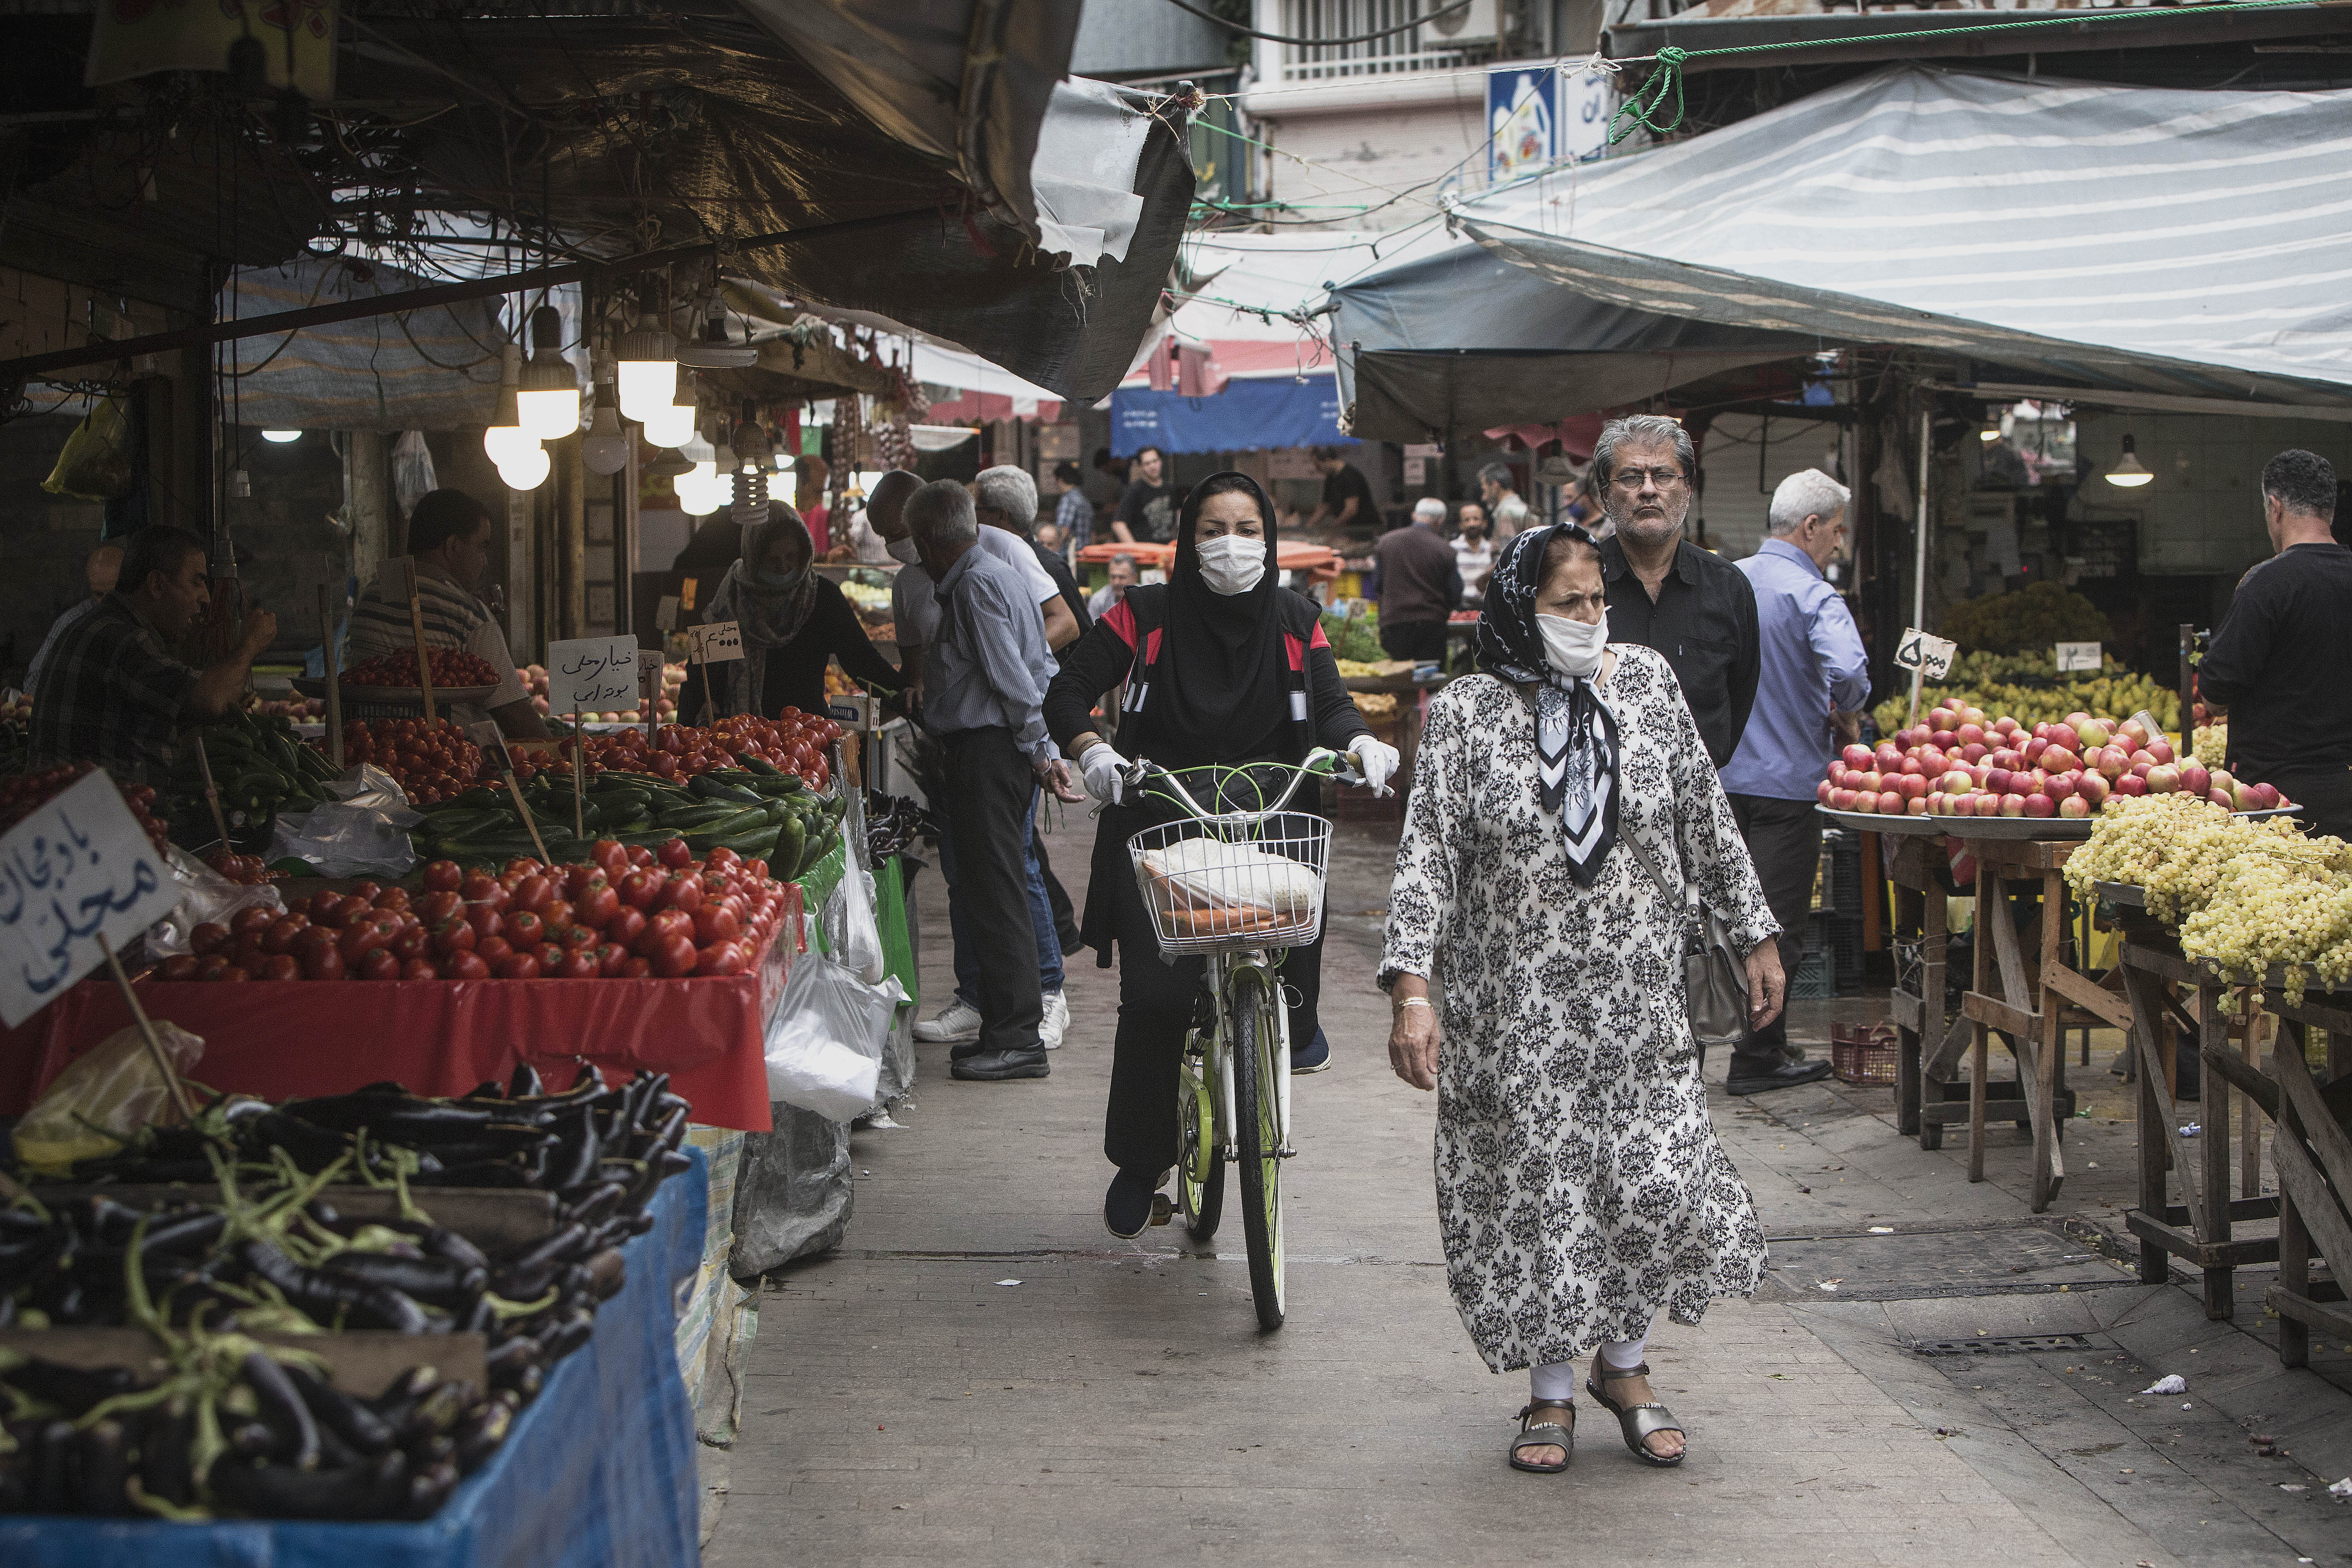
914;998;982;1043
1041;990;1069;1050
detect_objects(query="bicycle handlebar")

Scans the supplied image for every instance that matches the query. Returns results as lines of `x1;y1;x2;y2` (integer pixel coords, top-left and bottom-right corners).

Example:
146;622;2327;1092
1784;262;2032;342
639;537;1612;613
1119;747;1361;820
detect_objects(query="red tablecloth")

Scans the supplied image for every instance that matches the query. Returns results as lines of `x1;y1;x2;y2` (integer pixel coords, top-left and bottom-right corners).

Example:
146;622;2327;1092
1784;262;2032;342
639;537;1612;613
0;887;803;1132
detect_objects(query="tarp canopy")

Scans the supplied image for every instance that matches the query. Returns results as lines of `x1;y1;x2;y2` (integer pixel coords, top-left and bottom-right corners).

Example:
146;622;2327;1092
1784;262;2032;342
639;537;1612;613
218;257;508;432
1111;377;1355;456
1330;65;2352;441
1123;231;1370;387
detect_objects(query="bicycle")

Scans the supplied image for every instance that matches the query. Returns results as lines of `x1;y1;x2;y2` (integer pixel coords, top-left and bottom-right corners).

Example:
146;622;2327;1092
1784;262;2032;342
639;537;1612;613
1120;748;1359;1331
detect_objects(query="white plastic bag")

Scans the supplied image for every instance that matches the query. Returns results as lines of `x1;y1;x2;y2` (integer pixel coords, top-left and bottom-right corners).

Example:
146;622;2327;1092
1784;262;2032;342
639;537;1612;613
269;764;425;877
147;845;286;956
764;951;904;1121
822;867;886;985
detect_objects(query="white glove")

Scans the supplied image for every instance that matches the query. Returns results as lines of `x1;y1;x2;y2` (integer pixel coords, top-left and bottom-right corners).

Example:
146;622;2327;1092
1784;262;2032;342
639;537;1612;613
1350;735;1401;797
1078;741;1130;806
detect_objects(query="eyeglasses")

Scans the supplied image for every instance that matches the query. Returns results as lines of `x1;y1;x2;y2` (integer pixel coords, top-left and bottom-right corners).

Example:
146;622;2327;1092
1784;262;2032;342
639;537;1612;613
1608;466;1688;490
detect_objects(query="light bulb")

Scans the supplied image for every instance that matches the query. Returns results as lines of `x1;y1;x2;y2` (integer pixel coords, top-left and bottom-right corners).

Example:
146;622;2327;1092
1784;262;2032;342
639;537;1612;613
498;446;551;491
2105;434;2153;489
261;429;301;443
771;450;794;476
614;311;678;423
483;382;535;466
677;464;721;515
581;403;631;476
516;306;581;439
640;403;692;449
517;386;581;441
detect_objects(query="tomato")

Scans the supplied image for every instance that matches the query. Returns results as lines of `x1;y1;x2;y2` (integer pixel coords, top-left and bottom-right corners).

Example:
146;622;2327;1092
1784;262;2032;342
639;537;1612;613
339;922;387;964
744;858;768;882
422;859;462;892
510;874;553;914
431;916;476;956
620;956;652;980
557;950;600;980
215;963;250;982
657;838;694;869
190;922;230;956
417;890;463;926
657;875;705;916
396;957;436;981
697;941;746;977
357;947;401;981
645;933;697;978
441;950;491;981
468;904;504;941
560;923;600;953
604;905;646;950
592;840;629;879
372;887;411;914
390;925;431;962
505;910;544;948
625;845;656;868
693;905;741;946
230;934;268;971
296;941;343;980
351;881;383;904
231;906;275;938
706;847;743;871
504;858;544;882
159;954;200;981
475;936;514;965
638;908;695;955
562;864;605;901
260;915;309;956
540;898;573;932
576;885;620;930
495;952;541;980
195;953;230;980
260;953;301;983
460;870;504;906
618;869;662;911
595;941;630;977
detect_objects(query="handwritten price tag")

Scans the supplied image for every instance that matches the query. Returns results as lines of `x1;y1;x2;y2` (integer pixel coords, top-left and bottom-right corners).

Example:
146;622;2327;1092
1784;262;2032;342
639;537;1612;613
0;771;179;1028
545;634;641;713
1894;627;1957;681
688;621;744;666
638;649;666;688
2055;640;2102;673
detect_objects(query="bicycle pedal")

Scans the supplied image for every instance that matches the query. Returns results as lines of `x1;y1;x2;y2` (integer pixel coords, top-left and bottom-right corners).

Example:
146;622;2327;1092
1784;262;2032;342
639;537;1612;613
1277;1146;1299;1159
1148;1194;1174;1226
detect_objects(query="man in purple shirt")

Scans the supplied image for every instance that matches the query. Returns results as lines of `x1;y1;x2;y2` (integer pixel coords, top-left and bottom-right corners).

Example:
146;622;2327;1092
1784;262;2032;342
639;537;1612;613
1719;469;1871;1094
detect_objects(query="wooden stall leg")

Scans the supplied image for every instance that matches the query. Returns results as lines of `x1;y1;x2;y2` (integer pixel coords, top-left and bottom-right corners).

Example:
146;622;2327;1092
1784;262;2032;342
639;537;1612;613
2200;981;2235;1320
2241;1001;2264;1202
2278;1172;2311;1369
2031;867;2066;1212
2122;960;2175;1284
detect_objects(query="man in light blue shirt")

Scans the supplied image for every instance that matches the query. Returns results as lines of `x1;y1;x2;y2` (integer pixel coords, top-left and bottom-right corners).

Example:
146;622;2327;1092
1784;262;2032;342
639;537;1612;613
1720;469;1870;1094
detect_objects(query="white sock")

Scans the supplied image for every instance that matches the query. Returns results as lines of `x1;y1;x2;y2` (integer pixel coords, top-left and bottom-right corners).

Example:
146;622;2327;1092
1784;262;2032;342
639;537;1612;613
1598;1332;1650;1372
1529;1361;1579;1404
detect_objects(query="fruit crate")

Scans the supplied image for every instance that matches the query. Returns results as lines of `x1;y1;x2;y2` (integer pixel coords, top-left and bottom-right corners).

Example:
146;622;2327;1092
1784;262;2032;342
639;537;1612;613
1830;1021;1900;1085
1827;913;1866;994
1791;947;1834;1000
1813;830;1865;916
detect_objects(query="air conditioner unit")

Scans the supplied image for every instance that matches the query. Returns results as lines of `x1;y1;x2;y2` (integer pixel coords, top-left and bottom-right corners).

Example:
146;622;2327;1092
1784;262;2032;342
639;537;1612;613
1425;0;1501;46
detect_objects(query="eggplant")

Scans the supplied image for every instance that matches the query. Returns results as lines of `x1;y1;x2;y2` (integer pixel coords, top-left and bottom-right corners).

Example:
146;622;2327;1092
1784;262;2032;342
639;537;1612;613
242;1351;320;1471
419;1225;490;1273
27;1420;73;1512
508;1061;542;1099
320;1252;486;1310
249;1111;352;1170
583;1248;627;1302
563;1181;628;1227
208;1451;405;1520
2;1354;138;1416
402;1459;458;1520
236;1238;429;1334
139;1403;196;1508
67;1416;134;1515
453;1401;511;1472
285;1364;396;1458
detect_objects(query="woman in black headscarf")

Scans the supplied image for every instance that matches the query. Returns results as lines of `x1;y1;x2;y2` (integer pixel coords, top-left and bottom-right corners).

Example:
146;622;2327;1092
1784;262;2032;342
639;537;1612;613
701;501;900;720
1044;472;1398;1238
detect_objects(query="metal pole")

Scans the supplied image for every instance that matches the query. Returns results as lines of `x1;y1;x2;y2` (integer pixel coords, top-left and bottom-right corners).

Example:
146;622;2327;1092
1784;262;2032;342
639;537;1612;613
1908;406;1931;725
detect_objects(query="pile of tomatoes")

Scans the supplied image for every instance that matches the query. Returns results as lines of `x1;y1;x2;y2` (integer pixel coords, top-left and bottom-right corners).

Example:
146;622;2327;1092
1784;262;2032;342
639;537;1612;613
0;764;172;860
344;648;505;689
155;838;791;983
514;711;839;792
205;850;283;886
327;718;483;805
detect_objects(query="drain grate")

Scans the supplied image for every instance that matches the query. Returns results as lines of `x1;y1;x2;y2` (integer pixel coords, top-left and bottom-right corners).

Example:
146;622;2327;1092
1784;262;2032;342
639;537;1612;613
1912;1333;2094;1356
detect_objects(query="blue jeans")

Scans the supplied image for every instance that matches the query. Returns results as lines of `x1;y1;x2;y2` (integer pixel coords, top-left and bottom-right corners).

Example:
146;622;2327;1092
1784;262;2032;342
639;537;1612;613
941;784;1063;1004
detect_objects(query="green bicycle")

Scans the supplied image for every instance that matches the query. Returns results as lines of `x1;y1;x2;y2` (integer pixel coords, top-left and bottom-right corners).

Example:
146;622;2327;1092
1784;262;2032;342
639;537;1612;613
1122;749;1357;1331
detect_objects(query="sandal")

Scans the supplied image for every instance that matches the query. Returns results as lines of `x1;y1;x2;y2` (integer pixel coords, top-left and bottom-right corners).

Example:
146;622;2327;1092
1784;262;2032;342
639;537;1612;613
1509;1400;1575;1473
1585;1361;1685;1467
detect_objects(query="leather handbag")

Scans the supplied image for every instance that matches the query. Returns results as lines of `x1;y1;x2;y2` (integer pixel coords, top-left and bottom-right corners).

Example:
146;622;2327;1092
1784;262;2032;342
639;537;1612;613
1622;826;1750;1050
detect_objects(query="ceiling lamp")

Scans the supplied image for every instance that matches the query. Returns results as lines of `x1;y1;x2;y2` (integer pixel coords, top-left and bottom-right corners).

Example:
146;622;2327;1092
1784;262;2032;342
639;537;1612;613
676;293;758;369
260;429;302;443
642;374;698;450
515;304;582;440
2104;433;2154;488
581;355;632;476
672;434;720;514
483;344;537;467
614;309;679;423
498;445;551;491
1979;425;2002;444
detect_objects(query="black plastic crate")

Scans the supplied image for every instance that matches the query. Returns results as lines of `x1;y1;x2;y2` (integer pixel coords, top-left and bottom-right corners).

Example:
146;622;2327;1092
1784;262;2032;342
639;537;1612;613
1791;947;1834;1000
1816;829;1866;916
1827;913;1867;994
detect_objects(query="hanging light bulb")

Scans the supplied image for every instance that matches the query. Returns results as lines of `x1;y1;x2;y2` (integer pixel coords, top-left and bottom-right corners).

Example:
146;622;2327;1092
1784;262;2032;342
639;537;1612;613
2105;433;2153;488
498;445;552;491
642;373;698;450
676;292;758;369
581;354;632;476
482;343;537;466
261;429;302;443
672;433;720;514
614;309;679;423
516;304;582;440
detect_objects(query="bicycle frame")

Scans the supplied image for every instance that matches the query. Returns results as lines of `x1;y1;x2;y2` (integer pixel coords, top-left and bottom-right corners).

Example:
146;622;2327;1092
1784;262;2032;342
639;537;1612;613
1199;947;1292;1158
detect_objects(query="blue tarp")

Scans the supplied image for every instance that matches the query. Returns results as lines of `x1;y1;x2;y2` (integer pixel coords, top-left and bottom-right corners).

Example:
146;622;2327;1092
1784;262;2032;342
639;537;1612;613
1110;377;1356;456
2;1150;708;1568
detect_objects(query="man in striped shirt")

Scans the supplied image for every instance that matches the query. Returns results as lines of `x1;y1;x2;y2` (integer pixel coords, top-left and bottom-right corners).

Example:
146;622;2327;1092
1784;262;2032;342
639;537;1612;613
348;490;546;739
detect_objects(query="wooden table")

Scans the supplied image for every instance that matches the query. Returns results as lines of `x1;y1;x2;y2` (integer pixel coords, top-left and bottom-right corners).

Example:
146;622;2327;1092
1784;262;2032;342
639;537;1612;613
2250;985;2352;1362
1884;833;1956;1145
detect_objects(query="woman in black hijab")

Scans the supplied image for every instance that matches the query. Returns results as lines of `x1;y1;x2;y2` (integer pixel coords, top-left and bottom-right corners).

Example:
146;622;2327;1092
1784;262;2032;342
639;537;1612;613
1044;472;1398;1238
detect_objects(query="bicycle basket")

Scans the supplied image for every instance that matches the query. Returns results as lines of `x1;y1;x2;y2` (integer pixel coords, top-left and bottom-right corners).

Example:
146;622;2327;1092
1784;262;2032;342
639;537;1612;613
1127;812;1332;954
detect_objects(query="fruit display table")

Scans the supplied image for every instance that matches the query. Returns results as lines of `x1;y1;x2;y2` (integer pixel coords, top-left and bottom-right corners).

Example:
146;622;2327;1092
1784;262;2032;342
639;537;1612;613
0;1149;707;1568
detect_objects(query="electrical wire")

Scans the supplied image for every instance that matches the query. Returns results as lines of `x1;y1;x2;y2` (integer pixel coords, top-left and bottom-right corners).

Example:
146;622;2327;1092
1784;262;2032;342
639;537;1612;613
1162;0;1479;47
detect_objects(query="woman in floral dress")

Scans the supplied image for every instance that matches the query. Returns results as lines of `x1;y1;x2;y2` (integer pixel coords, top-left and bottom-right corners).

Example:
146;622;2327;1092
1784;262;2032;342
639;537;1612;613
1381;521;1784;1473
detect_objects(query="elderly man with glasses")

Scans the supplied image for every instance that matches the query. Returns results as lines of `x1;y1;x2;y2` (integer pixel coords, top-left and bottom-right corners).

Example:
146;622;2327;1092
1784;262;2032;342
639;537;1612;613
1593;415;1760;770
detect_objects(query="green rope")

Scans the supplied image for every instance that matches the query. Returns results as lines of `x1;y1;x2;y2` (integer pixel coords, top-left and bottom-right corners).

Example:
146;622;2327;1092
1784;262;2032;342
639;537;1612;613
1606;0;2320;145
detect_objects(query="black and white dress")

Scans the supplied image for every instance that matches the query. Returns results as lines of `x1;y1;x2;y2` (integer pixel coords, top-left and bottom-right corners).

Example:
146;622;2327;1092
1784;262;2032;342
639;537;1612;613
1381;647;1778;1373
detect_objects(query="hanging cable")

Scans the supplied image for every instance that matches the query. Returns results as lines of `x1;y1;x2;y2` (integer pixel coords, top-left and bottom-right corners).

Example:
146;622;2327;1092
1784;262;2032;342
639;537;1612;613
1162;0;1479;47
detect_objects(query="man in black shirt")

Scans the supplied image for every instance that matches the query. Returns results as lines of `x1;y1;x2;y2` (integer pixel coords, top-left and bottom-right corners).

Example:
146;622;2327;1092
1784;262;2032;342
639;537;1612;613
1307;446;1378;534
1592;415;1761;769
1110;446;1180;544
2199;448;2352;840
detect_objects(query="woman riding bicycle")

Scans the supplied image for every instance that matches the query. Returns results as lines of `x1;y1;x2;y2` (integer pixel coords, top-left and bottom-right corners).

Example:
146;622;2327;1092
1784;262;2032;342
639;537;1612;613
1044;471;1399;1239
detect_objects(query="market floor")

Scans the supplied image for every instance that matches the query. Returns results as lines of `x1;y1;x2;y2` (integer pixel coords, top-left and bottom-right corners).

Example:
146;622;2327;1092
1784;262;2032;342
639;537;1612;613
703;807;2352;1568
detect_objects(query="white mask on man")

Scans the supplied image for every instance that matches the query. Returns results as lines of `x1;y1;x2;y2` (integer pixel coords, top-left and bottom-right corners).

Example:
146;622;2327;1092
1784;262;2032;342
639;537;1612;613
885;536;921;565
1537;610;1608;680
1195;534;1266;596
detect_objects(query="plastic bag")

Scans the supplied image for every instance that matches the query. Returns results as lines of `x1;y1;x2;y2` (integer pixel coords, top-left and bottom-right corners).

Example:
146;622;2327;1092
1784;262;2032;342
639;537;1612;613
13;1021;204;1173
147;844;286;956
392;430;437;518
822;867;886;985
41;397;133;501
268;804;418;878
763;951;902;1121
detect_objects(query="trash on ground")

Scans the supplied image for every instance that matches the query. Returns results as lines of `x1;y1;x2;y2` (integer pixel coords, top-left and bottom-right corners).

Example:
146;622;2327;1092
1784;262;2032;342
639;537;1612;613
2141;1374;2186;1395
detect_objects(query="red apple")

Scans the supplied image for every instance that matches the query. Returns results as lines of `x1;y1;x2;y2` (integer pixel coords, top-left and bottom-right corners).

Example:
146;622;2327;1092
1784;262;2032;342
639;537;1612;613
2031;722;2053;741
2075;720;2112;750
2024;793;2057;818
2146;739;2175;766
1900;756;1926;777
1818;780;1835;804
2146;764;2180;794
2179;763;2210;796
1974;792;2004;818
1960;706;1988;727
2024;736;2050;764
2249;782;2281;810
2041;746;2080;774
1961;743;1989;764
1831;787;1859;811
2127;749;2155;769
1878;790;1905;816
2209;788;2234;809
2058;796;2092;819
1954;723;1985;748
1999;795;2028;818
2117;719;2149;748
2113;774;2147;797
2232;780;2259;811
1905;797;1928;815
1984;768;2014;796
1969;764;1992;788
2078;774;2111;807
1875;743;1902;771
1859;770;1884;794
1843;743;1874;771
1940;770;1974;795
1993;716;2019;737
2049;725;2080;755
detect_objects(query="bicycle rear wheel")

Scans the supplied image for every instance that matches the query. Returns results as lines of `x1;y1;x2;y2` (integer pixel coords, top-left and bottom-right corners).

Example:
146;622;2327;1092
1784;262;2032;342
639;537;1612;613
1230;968;1285;1331
1176;1042;1223;1241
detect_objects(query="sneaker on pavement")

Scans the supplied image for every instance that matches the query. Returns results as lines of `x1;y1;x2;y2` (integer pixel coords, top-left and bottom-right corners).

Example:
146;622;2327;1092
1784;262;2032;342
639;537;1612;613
1103;1168;1159;1239
1725;1057;1832;1096
1040;989;1069;1050
915;998;982;1043
1290;1025;1331;1074
951;1047;1050;1082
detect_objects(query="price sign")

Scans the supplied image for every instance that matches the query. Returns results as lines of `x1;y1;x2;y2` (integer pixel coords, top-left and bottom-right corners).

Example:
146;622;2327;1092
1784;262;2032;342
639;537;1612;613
0;772;179;1028
688;621;745;665
2055;640;2102;673
1894;627;1957;681
545;634;641;714
655;595;681;632
637;649;666;688
468;720;514;774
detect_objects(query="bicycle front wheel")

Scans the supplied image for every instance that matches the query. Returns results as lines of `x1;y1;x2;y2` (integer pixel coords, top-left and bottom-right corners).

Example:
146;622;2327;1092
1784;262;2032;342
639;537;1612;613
1176;1042;1224;1242
1229;967;1286;1331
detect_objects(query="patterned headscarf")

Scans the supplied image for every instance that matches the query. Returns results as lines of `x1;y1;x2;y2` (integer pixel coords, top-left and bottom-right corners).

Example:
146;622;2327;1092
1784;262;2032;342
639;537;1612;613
1475;522;1621;887
705;501;819;718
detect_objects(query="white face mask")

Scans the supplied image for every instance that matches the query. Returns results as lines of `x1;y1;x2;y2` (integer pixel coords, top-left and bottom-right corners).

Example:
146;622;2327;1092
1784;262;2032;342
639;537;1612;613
1537;610;1608;679
885;536;921;565
1195;533;1266;596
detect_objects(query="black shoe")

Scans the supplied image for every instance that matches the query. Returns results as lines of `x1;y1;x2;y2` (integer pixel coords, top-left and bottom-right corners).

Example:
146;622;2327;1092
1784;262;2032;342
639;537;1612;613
948;1040;989;1061
1291;1026;1331;1074
1725;1058;1833;1096
1103;1168;1159;1239
951;1047;1049;1081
